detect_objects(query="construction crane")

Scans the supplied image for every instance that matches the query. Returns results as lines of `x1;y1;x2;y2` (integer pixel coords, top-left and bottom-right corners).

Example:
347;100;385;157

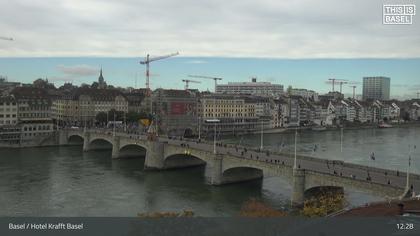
347;81;360;99
139;52;179;94
188;75;222;92
0;37;13;41
182;79;201;90
139;52;178;112
326;78;348;93
349;86;357;99
139;52;178;137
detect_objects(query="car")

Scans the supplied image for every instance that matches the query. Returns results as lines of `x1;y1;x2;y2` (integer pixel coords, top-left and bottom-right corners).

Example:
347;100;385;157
70;126;79;129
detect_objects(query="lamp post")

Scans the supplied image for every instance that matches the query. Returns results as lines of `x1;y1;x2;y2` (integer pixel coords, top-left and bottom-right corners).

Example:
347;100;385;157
340;126;343;153
198;116;201;141
294;127;298;169
260;119;264;150
205;119;220;155
406;145;416;191
113;112;116;137
124;112;126;132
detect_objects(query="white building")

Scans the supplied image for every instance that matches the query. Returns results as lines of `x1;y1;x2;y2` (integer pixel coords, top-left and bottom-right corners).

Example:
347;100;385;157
216;78;283;97
290;88;319;102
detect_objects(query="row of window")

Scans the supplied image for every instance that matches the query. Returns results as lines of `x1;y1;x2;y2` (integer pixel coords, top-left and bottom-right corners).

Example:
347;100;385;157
0;102;17;106
0;108;17;112
23;125;52;131
0;120;17;124
19;113;49;118
0;114;17;118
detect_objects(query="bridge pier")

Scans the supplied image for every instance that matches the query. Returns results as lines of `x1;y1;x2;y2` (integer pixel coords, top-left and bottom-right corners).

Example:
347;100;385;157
144;141;165;170
111;136;120;159
291;168;305;207
204;154;223;185
58;130;68;145
82;132;90;152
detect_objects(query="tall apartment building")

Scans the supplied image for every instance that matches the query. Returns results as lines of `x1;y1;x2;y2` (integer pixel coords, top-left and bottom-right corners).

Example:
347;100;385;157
362;76;390;101
216;78;283;97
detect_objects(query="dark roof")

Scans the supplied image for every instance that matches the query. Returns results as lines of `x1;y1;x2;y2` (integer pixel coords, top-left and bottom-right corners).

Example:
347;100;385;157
67;88;126;101
11;87;49;100
154;89;196;98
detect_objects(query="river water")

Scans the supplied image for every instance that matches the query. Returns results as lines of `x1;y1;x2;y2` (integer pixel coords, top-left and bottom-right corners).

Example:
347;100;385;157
0;127;418;217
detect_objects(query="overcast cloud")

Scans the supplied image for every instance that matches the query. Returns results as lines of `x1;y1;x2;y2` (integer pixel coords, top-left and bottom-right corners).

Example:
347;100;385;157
57;64;98;76
0;0;419;58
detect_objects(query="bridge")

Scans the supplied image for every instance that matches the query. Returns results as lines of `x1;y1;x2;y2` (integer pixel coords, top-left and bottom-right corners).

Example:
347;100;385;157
58;129;420;206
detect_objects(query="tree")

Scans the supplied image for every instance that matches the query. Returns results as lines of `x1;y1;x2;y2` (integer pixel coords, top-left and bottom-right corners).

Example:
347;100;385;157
33;78;55;89
301;193;345;217
95;112;107;123
239;198;287;217
126;111;141;123
91;82;99;89
108;109;124;121
287;86;293;96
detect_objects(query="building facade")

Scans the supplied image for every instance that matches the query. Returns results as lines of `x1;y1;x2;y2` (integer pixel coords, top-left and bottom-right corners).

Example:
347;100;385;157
0;96;18;126
11;87;54;143
363;76;390;101
52;88;128;126
153;89;198;136
216;78;283;97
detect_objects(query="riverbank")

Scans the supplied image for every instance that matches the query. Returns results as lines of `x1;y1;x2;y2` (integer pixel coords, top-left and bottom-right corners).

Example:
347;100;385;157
334;197;420;217
249;121;420;135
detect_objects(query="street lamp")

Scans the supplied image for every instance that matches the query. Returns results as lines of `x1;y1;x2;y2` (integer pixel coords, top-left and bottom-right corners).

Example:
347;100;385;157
293;127;298;169
113;112;116;137
406;145;416;191
206;119;220;154
198;116;201;141
260;119;264;150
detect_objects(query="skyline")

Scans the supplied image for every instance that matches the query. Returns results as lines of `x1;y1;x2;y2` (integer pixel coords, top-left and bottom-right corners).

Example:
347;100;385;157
1;57;420;99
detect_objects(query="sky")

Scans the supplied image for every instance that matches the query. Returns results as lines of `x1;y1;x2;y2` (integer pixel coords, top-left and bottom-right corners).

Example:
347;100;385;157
0;0;419;98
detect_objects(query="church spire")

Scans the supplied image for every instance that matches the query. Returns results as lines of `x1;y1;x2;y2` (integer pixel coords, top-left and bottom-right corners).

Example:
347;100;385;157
98;67;106;89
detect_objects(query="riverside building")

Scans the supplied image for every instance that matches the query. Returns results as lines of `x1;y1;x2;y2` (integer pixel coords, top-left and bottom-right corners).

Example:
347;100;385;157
216;78;283;97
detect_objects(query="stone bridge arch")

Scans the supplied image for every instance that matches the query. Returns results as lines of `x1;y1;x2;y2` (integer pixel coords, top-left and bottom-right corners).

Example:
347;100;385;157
118;143;148;158
221;167;263;184
164;153;207;169
67;134;84;144
88;137;113;150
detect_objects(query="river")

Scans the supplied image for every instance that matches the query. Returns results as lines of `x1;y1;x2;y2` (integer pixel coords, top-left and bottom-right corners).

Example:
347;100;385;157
0;127;418;216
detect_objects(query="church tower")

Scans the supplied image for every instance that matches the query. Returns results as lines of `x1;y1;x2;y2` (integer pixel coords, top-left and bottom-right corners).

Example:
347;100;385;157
98;68;107;89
